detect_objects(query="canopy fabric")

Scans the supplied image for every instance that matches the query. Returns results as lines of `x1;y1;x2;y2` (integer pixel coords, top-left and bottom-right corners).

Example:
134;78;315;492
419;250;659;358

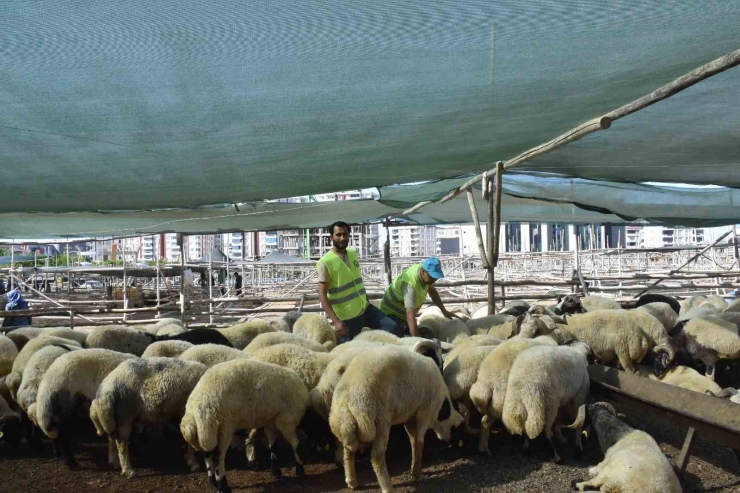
258;251;312;264
1;1;739;215
5;173;740;239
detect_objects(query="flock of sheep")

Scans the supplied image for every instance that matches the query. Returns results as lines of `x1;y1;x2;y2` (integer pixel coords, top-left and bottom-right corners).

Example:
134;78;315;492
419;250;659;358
1;291;739;493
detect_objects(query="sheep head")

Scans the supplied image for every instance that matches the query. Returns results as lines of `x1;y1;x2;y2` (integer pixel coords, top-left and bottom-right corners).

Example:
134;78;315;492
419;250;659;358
652;344;676;376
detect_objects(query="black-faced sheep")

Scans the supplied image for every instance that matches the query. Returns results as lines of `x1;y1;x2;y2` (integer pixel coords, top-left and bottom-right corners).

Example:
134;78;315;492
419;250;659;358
217;320;279;350
158;328;233;347
635;293;681;315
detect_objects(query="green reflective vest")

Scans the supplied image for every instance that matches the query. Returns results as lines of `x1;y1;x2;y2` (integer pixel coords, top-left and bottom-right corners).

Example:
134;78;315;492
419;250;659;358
379;264;429;319
319;248;368;321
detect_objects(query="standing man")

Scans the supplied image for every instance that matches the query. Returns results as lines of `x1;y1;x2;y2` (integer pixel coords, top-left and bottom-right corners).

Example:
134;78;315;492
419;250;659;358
380;257;455;337
234;271;243;296
317;221;398;342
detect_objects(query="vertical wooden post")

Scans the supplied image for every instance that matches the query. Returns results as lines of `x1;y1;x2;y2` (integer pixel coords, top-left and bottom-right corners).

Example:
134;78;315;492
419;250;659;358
69;310;75;330
122;238;128;322
10;242;14;289
487;178;495;315
178;234;187;328
154;236;161;319
676;427;697;477
208;250;214;326
383;218;392;288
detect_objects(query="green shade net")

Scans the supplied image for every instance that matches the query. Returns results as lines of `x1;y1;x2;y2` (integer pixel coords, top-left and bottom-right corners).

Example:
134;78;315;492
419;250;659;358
1;1;739;214
5;173;740;239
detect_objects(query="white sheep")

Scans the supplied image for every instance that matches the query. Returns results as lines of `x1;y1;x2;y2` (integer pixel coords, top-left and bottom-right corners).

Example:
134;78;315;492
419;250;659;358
354;330;402;345
6;336;83;401
35;348;136;468
90;357;208;477
637;302;678;332
42;328;88;345
417;306;447;339
465;314;514;334
292;313;337;350
141;340;194;358
85;325;153;356
16;344;81;419
677;303;717;323
244;331;329;354
346;331;445;370
679;295;708;315
724;297;740;313
554;310;651;373
310;345;369;421
469;335;558;454
329;346;464;493
153;317;184;329
154;323;186;337
471;303;490;319
636;364;722;395
705;294;728;312
716;387;740;403
248;343;333;391
438;318;472;344
502;341;593;463
217;320;279;350
180;359;309;491
572;402;681;492
499;300;531;317
443;335;501;368
179;343;248;368
0;334;19;376
581;295;622;312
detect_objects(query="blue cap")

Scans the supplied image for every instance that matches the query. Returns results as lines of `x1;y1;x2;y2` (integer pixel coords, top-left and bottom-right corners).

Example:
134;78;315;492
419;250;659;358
422;257;444;279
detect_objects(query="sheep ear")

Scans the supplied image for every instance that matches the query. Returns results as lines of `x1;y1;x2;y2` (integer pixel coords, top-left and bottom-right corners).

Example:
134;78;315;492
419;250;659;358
513;315;525;333
717;388;739;399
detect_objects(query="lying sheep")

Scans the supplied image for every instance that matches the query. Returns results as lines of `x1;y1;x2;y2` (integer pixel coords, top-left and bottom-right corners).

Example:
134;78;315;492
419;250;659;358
498;301;530;317
43;328;88;346
85;326;153;356
248;344;333;391
635;293;681;315
158;327;233;347
572;402;681;492
245;331;328;354
469;335;558;454
141;340;194;358
16;344;80;418
637;302;679;332
181;359;309;492
0;392;22;447
655;315;740;380
636;364;722;395
0;334;19;376
554;311;650;373
179;344;248;368
330;346;464;493
292;313;337;350
553;295;586;316
502;341;594;463
90;357;208;477
217;320;278;350
35;348;136;468
6;336;83;401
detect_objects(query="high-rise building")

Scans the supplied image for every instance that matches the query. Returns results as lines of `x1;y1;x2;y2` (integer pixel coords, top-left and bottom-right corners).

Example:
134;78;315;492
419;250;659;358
388;225;437;257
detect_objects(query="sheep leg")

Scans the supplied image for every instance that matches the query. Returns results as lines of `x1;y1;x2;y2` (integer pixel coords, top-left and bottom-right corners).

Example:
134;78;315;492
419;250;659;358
553;425;568;445
115;438;135;479
264;425;283;479
23;412;43;452
411;425;426;481
275;421;306;480
617;353;636;373
108;437;120;468
403;423;420;479
245;428;259;468
213;446;230;493
203;451;217;489
543;428;562;464
370;428;393;493
478;414;492;455
343;444;360;490
705;362;716;381
571;475;606;491
184;444;200;472
59;426;78;469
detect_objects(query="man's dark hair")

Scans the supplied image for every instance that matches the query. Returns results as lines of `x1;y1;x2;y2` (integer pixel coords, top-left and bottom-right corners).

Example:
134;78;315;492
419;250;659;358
327;221;350;236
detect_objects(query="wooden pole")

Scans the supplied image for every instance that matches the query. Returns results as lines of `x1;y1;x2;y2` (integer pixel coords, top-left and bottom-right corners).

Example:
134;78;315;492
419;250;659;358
155;236;161;319
208;250;214;326
493;162;503;266
178;234;187;327
10;243;14;289
122;239;128;322
466;188;490;270
383;218;392;288
487;176;495;315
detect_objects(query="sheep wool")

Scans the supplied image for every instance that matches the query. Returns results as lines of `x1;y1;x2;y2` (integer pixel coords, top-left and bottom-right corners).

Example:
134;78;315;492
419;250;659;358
6;336;83;401
292;313;337;350
245;331;329;354
85;326;153;356
0;334;19;377
443;335;501;369
638;364;722;396
438;318;472;344
580;295;622;312
181;359;309;491
179;344;248;368
217;320;278;350
443;344;497;407
637;302;678;332
248;343;333;391
16;344;80;417
42;328;88;346
90;357;208;477
141;340;194;358
310;346;368;420
330;346;464;493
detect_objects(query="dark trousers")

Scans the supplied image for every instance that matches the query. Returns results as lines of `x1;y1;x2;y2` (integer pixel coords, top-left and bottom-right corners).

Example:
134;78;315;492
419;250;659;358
340;304;402;343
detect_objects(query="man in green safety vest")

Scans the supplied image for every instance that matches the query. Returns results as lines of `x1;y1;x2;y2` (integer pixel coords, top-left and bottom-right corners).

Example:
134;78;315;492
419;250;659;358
379;257;455;337
317;221;398;342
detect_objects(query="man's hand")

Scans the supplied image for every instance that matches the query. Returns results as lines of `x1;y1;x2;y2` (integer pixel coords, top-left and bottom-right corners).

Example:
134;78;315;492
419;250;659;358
333;320;349;339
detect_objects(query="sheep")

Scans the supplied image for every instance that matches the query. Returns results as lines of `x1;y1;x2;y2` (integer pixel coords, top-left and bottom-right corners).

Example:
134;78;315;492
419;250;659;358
85;325;153;356
705;295;728;312
635;293;681;315
292;313;337;350
310;346;369;421
347;331;445;371
0;375;10;404
180;359;310;492
282;311;303;332
451;306;470;321
329;346;464;493
6;327;47;351
153;317;184;329
677;303;717;323
715;387;740;403
158;327;233;347
502;341;594;463
35;348;136;468
553;295;587;316
154;323;186;337
0;392;22;447
528;304;561;317
6;336;83;401
581;295;622;312
90;357;208;477
417;306;447;338
471;303;490;319
654;314;740;380
724;297;740;313
248;343;333;391
465;314;514;334
16;344;81;418
716;311;740;328
141;340;194;358
0;334;19;376
679;295;708;315
217;320;279;350
42;328;88;346
553;310;651;373
443;335;501;368
637;302;679;332
469;335;558;454
179;344;248;368
438;318;472;343
636;364;722;396
244;331;329;354
572;402;682;492
498;300;531;317
354;330;402;345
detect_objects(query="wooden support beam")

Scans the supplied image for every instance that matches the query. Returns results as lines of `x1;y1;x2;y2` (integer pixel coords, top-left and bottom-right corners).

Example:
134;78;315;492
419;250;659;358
487;177;495;315
493;162;503;266
676;427;697;477
466;189;490;270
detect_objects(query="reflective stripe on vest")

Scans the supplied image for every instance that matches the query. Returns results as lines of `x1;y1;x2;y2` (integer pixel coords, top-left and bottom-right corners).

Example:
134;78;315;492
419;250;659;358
318;248;368;321
379;264;429;319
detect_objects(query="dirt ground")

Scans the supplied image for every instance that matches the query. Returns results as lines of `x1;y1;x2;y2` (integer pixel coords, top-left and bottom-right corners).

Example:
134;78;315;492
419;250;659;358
1;406;739;493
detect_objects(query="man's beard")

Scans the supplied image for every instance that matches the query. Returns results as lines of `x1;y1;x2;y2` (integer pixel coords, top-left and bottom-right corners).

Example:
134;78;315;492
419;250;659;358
333;240;348;250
